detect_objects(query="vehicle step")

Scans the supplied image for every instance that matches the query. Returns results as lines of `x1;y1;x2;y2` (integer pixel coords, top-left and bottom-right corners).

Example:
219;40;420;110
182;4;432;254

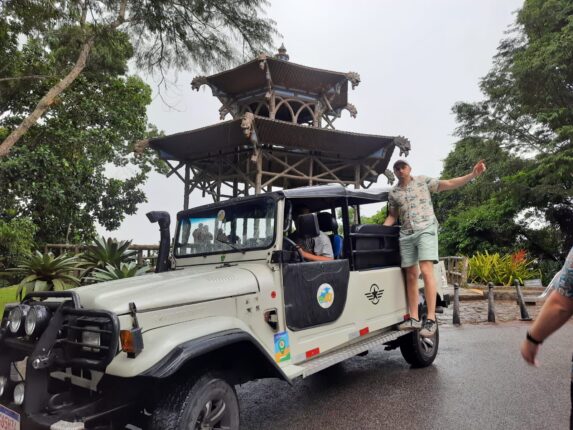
300;329;407;378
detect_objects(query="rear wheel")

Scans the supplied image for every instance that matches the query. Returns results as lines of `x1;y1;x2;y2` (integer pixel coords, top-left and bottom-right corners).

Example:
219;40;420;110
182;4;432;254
151;372;240;430
399;304;439;368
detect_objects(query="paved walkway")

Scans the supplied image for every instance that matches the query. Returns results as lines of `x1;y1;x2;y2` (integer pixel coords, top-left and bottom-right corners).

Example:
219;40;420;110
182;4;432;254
438;285;547;327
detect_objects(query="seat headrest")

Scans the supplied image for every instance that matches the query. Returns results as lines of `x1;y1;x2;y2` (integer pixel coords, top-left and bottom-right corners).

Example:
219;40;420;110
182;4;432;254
296;213;320;239
317;212;338;233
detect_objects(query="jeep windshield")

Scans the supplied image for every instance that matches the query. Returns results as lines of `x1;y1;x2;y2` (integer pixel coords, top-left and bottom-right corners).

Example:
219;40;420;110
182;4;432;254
175;197;277;257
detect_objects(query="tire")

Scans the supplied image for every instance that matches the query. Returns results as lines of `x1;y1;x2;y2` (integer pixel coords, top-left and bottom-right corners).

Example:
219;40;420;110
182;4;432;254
399;304;439;368
151;372;240;430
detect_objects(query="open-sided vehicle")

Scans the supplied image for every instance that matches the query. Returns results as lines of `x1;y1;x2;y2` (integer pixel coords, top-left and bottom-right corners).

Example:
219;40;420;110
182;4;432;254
0;184;449;429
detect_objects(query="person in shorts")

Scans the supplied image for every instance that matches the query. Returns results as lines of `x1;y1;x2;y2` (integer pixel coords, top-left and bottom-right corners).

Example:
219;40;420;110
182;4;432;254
521;246;573;428
383;158;486;337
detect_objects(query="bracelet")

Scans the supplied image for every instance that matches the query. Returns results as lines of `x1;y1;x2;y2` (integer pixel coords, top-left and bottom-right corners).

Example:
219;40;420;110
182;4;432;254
526;331;543;345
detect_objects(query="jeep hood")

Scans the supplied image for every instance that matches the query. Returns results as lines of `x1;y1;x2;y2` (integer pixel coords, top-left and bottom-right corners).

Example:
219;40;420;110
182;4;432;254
74;267;259;314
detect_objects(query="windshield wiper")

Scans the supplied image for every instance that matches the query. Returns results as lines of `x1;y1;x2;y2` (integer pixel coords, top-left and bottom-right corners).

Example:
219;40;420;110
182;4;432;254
215;237;241;251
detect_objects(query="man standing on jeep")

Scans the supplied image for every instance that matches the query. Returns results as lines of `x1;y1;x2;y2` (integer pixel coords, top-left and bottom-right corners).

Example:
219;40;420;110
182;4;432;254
384;159;486;337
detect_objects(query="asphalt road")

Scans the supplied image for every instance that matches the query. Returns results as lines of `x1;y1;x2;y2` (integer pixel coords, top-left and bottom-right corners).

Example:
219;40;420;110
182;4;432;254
237;322;573;430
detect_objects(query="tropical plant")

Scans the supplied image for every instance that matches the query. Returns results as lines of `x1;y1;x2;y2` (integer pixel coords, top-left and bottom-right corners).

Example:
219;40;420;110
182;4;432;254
81;236;136;271
9;251;82;299
87;262;150;283
468;250;540;286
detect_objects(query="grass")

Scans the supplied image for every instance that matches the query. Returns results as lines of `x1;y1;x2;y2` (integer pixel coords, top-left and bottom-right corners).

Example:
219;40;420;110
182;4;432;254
0;285;19;316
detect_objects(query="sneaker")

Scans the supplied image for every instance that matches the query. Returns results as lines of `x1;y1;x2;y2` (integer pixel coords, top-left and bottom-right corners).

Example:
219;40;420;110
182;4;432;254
397;318;422;331
420;319;437;338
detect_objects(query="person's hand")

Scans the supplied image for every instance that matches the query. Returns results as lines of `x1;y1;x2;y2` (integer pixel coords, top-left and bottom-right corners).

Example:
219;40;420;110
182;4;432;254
472;159;486;177
520;339;540;367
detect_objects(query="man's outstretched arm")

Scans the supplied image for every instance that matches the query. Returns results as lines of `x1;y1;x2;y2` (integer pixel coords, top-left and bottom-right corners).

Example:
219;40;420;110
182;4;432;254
438;160;486;192
383;207;398;226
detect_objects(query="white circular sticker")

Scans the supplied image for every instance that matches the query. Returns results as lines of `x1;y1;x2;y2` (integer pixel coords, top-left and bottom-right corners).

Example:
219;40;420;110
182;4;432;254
217;209;226;222
316;283;334;309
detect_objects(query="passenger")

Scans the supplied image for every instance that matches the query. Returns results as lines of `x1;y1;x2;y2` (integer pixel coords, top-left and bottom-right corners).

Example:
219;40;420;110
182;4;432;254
290;207;333;262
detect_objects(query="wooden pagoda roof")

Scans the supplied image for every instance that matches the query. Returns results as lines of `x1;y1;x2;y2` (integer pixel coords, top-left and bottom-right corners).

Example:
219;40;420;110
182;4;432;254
147;116;408;186
195;57;353;110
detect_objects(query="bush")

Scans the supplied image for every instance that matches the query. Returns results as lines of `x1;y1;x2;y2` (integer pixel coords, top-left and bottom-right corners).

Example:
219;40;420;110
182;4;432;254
0;217;37;286
9;251;82;300
468;250;540;286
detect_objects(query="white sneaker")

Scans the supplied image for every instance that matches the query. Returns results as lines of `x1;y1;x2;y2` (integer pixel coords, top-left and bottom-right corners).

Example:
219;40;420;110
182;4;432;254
397;318;422;331
420;319;437;337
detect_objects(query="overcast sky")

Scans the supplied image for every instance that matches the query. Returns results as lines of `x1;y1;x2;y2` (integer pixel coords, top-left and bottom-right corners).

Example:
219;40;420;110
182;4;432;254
99;0;524;243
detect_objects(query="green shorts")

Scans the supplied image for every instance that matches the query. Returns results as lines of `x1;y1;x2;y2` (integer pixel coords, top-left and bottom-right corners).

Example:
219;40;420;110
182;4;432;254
399;223;439;268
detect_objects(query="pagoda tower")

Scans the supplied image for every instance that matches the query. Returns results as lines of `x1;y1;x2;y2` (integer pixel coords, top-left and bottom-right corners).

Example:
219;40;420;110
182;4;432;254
137;46;410;208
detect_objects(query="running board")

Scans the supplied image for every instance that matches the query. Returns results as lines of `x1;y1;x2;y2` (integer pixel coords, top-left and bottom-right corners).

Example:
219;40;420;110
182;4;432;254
299;329;407;378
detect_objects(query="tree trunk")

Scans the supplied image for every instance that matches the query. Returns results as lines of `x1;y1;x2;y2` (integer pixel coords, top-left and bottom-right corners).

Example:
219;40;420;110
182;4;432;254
0;38;94;157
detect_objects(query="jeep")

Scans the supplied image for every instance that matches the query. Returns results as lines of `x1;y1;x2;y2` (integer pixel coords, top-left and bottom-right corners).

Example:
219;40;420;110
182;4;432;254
0;184;449;429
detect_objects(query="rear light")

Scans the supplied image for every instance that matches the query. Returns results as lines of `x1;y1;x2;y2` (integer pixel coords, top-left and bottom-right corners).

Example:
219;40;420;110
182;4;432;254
120;328;144;358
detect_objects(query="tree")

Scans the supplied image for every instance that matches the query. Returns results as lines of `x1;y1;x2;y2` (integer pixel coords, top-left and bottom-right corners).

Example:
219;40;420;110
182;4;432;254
0;0;277;156
0;26;163;244
445;0;573;260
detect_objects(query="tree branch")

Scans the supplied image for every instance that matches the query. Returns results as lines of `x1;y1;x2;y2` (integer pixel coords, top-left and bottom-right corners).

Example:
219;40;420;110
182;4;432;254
0;38;94;157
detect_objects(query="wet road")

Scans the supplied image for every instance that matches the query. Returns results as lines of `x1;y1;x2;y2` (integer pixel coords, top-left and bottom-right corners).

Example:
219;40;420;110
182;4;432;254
237;322;573;429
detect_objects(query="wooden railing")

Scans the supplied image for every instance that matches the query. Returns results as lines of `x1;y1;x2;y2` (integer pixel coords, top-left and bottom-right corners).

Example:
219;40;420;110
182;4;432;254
440;256;469;287
44;243;160;268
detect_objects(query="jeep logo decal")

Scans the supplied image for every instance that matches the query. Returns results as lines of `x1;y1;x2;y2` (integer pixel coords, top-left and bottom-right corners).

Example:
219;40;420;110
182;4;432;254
317;283;334;309
365;284;384;305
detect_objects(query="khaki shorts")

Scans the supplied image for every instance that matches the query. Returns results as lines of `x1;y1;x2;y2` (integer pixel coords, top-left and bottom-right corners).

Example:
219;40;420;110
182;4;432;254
399;223;439;268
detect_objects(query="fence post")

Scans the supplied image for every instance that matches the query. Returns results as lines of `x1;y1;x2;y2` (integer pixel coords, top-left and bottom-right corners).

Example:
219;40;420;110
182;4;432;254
453;282;461;325
514;279;532;321
487;282;496;323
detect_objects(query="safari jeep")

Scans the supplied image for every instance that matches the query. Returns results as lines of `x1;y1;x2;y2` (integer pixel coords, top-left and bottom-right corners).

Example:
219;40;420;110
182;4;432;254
0;184;449;429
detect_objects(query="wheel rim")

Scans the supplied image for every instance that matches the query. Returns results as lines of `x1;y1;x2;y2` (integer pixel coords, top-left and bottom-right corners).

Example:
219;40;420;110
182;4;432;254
419;336;435;354
193;397;231;430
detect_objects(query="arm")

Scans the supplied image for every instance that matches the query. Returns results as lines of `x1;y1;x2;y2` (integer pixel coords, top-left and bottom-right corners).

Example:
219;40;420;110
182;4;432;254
437;160;486;192
383;206;398;226
297;245;333;261
520;290;573;366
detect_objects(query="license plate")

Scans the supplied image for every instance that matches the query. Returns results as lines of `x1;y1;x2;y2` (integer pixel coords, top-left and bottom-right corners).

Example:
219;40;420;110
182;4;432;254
0;404;20;430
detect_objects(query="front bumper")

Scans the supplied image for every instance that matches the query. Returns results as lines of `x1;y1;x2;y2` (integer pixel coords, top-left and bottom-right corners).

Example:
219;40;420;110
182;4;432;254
1;395;137;430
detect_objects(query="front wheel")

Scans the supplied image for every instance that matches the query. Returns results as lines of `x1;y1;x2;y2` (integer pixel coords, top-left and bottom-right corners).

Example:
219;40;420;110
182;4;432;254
151;372;240;430
399;305;439;368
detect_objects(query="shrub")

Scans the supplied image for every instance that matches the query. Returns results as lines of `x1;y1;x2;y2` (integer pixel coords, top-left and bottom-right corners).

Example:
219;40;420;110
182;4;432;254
9;251;82;299
87;262;150;283
468;250;540;286
81;236;136;271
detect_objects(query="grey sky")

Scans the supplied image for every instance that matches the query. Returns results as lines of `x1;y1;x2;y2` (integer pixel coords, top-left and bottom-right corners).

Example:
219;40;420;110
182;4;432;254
100;0;523;243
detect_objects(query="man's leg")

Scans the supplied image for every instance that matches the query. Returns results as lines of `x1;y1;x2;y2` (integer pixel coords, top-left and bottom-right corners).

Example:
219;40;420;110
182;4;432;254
405;265;420;319
419;260;437;321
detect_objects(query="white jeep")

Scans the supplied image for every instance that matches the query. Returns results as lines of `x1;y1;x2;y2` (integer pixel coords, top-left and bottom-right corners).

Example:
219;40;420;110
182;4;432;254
0;184;449;429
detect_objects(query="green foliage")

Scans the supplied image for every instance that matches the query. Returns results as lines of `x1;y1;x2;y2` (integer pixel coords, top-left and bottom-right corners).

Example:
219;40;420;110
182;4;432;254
362;206;388;225
9;251;82;299
81;236;136;271
468;250;539;286
0;217;37;276
0;285;19;317
0;33;160;244
87;262;150;283
442;0;573;264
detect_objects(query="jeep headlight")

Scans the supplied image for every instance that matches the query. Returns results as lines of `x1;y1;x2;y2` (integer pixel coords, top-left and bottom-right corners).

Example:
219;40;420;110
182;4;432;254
13;382;24;405
82;326;101;352
0;376;7;397
8;305;29;335
24;305;51;338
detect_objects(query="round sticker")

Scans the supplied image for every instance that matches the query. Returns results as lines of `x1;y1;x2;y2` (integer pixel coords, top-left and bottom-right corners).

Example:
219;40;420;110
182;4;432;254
217;209;226;222
316;283;334;309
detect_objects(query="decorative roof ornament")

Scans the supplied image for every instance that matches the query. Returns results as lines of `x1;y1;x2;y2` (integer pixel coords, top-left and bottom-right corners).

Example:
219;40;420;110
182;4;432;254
191;76;208;91
394;136;411;157
345;72;361;90
383;169;396;184
274;43;290;61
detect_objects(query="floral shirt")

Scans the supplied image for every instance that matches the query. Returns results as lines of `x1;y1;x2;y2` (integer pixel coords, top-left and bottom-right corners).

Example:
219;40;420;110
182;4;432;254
388;175;440;235
553;246;573;299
